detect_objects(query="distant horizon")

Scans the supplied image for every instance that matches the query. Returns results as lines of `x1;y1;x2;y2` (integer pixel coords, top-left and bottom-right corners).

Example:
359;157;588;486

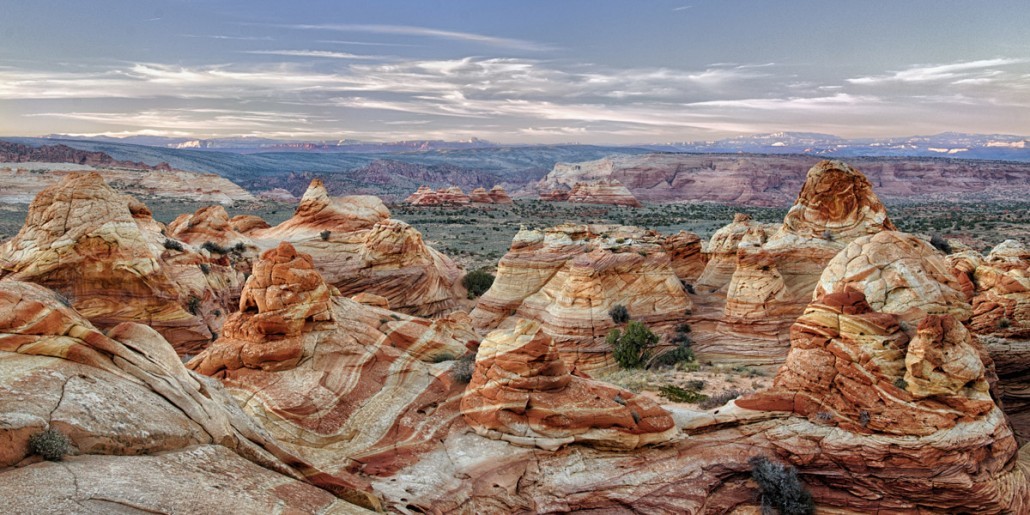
2;1;1029;143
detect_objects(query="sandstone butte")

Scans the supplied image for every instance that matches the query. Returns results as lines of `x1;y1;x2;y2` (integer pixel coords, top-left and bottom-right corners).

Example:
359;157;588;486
694;212;778;292
949;239;1030;442
461;319;678;450
538;188;570;201
404;185;471;205
244;179;467;317
2;227;1029;511
0;172;243;355
567;178;642;207
183;242;1028;512
694;160;897;368
0;279;380;512
187;242;482;479
467;185;514;204
469;223;700;372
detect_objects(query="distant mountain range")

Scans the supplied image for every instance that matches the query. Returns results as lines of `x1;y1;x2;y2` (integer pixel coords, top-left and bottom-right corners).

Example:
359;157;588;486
39;131;1030;161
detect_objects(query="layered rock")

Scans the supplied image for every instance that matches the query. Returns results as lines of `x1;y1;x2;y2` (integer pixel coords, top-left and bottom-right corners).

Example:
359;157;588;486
468;187;493;203
167;204;255;250
659;230;706;283
0;280;378;511
950;239;1030;442
567;179;642;207
405;185;471;205
695;213;776;291
461;320;676;450
249;179;466;317
470;224;691;371
539;188;570;201
0;172;242;354
188;242;479;477
734;287;1028;513
488;185;513;204
699;161;896;366
813;231;970;323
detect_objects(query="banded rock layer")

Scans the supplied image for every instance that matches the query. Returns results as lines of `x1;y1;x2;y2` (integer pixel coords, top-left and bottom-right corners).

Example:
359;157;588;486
246;179;466;317
567;179;642;207
470;224;694;371
0;172;242;354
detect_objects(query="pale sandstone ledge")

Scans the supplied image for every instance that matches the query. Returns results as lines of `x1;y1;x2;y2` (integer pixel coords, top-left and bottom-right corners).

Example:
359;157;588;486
0;165;256;205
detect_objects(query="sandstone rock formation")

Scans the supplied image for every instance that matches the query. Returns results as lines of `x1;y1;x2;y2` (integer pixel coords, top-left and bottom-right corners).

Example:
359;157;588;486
540;153;1030;205
695;213;775;291
461;320;677;450
0;280;378;512
470;223;691;371
697;161;896;367
405;185;471;205
538;188;570;201
188;242;479;478
814;231;970;323
0;166;255;205
0;140;170;171
0;172;241;354
248;179;466;317
488;184;513;204
660;230;706;283
567;178;642;207
167;204;255;250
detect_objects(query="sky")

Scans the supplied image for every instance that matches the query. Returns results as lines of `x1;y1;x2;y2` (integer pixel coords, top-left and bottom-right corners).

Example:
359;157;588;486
0;0;1028;144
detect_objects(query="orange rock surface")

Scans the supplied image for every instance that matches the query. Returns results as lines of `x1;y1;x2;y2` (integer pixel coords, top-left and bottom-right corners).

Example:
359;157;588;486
461;320;677;450
250;179;466;317
0;280;379;511
0;172;241;354
470;224;692;371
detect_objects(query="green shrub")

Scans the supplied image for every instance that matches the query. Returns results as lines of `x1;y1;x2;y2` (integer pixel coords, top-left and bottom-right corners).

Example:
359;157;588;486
320;230;331;241
749;456;815;515
650;343;694;368
698;388;743;410
199;263;210;275
201;241;228;254
893;377;908;390
186;295;201;315
462;269;495;298
163;239;184;252
609;304;630;324
29;428;70;461
608;321;659;369
930;233;952;254
658;384;708;403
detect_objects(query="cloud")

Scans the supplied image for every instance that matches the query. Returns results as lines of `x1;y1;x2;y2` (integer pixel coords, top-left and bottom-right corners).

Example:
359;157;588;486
243;50;385;60
181;34;274;41
848;58;1026;84
672;5;693;11
274;23;553;51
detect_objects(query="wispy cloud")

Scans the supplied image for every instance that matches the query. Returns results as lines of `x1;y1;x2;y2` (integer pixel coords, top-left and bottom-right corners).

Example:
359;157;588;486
243;50;385;60
672;5;694;11
181;34;274;41
848;58;1026;84
275;23;553;51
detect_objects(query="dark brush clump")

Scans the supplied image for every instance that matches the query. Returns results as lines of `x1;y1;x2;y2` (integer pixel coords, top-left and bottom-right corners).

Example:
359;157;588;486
28;428;71;461
749;455;815;515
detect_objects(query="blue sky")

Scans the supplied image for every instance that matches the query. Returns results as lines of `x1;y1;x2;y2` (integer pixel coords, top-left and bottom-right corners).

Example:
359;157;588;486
1;0;1028;143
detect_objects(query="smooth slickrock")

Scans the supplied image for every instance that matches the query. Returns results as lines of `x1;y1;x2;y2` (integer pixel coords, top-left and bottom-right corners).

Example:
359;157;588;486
461;320;677;450
0;280;379;511
814;231;971;323
0;172;242;354
250;179;466;317
698;161;896;367
188;243;478;477
660;230;706;283
567;179;642;207
470;224;691;372
231;214;272;234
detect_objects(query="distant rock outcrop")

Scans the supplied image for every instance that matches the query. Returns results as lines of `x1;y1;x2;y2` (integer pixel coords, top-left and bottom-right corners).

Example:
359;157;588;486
539;153;1030;205
405;185;471;205
470;223;692;371
538;188;570;201
0;173;242;354
246;179;467;317
567;179;642;207
0;280;378;512
461;320;677;450
0;140;171;170
0;167;255;205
